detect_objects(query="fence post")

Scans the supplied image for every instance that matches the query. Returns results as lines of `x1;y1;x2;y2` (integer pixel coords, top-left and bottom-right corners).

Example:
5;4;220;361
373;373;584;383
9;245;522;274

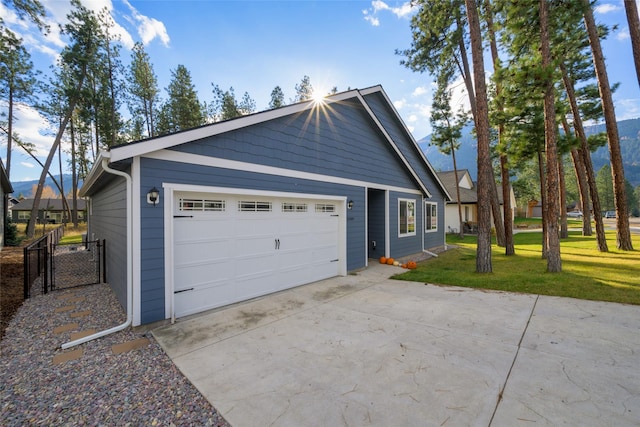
102;239;107;283
23;247;30;299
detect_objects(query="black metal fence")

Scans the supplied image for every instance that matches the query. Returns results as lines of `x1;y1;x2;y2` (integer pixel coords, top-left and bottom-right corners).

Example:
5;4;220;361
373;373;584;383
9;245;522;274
23;226;64;299
50;240;105;290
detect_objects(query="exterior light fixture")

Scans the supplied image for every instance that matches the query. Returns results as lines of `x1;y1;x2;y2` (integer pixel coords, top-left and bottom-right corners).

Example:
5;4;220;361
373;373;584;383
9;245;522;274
147;187;160;206
348;200;354;210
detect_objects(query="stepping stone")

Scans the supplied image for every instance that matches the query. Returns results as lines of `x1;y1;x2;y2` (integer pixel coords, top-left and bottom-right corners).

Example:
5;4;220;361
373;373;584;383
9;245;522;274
55;305;76;313
52;349;83;365
70;329;97;341
56;294;77;301
53;323;79;334
70;310;92;318
112;338;150;355
66;296;85;303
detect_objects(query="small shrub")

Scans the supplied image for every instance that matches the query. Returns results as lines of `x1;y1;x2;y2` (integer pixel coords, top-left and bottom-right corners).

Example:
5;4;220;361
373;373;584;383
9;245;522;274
4;219;20;246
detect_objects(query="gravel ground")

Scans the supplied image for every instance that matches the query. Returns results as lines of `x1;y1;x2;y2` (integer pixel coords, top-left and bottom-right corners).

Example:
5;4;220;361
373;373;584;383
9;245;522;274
0;282;231;426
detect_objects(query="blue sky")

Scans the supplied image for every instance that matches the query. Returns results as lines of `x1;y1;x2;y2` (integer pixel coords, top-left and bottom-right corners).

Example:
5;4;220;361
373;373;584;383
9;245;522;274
1;0;639;183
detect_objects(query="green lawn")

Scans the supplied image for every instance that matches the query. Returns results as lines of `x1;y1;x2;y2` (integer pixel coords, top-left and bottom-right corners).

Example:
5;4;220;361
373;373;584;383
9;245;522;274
394;230;640;305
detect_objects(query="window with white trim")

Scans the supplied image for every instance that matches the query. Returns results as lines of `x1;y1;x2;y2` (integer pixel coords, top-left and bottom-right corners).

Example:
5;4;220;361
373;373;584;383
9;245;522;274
398;199;416;237
425;201;438;232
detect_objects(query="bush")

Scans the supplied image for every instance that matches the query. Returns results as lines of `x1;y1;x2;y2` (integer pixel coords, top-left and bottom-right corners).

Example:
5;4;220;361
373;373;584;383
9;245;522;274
4;218;20;246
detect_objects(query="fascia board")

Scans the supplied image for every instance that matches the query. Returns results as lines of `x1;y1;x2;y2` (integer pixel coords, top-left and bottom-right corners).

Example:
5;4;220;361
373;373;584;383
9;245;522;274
79;151;109;197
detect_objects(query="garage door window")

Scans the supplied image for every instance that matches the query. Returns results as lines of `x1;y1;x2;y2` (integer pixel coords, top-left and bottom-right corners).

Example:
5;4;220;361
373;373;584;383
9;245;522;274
238;201;272;212
180;198;226;212
282;202;308;212
315;203;335;213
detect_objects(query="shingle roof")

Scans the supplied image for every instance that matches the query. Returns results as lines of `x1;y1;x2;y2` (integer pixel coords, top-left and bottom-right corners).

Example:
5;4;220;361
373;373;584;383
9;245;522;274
436;170;505;204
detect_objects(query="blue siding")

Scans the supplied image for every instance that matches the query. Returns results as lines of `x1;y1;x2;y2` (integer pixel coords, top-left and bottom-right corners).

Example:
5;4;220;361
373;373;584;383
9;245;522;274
170;99;417;190
138;157;366;324
87;175;128;309
367;189;386;259
389;191;424;258
363;92;447;250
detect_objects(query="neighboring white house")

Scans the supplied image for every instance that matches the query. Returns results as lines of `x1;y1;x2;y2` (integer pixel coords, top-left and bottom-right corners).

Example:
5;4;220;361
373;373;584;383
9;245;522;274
437;169;515;234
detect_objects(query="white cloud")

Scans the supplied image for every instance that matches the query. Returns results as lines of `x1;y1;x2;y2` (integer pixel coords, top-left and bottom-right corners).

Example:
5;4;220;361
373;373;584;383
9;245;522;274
394;98;407;110
1;102;56;160
594;3;621;14
21;162;35;168
412;86;429;97
122;0;170;47
363;1;416;26
617;28;630;41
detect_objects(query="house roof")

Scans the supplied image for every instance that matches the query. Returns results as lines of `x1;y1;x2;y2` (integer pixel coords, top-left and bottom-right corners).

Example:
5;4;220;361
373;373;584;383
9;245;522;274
11;198;86;211
1;159;12;193
81;85;450;200
436;170;505;204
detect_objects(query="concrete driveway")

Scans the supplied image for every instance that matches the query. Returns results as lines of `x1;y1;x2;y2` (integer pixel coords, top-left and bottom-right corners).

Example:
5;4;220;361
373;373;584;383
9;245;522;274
152;263;640;426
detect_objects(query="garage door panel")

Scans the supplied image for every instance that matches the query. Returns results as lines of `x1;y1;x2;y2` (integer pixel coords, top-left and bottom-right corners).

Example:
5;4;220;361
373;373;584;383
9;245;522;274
175;260;233;290
174;239;232;264
173;191;343;319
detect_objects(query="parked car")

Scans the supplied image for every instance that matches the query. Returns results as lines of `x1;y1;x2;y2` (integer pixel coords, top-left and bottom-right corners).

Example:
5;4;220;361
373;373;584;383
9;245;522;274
604;211;616;218
567;211;582;218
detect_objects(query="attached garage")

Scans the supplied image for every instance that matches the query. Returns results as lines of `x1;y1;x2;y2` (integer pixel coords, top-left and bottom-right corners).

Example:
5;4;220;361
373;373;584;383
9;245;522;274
80;85;450;326
168;188;346;318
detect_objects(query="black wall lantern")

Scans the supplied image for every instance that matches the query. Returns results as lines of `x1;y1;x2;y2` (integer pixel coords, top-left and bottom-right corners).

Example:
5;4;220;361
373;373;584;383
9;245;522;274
348;200;354;210
147;187;160;206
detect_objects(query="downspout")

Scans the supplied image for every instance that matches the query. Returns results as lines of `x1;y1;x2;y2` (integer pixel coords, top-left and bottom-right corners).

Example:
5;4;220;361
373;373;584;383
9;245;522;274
62;156;133;349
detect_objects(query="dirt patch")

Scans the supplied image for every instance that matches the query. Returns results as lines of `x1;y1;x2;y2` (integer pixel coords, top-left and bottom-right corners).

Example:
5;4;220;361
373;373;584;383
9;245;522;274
1;246;24;340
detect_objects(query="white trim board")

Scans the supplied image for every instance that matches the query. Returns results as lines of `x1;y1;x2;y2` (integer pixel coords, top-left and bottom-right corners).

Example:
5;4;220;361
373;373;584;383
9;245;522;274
144;150;424;196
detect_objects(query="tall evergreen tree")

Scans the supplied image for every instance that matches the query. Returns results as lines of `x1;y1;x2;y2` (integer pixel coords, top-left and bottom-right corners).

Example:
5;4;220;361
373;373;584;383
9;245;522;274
582;0;633;250
269;86;285;109
624;0;640;89
128;42;159;138
540;0;561;272
157;64;204;135
26;0;99;238
465;0;493;273
294;75;313;102
430;66;468;239
0;26;38;179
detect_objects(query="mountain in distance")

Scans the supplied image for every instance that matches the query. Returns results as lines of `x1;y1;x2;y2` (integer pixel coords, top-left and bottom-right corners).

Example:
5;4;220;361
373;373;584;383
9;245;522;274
418;118;640;186
9;174;80;198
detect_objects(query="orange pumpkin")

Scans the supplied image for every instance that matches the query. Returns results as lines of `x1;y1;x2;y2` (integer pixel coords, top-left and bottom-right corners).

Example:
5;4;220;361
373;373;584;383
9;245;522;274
401;264;407;269
379;256;387;264
386;258;395;265
407;260;417;269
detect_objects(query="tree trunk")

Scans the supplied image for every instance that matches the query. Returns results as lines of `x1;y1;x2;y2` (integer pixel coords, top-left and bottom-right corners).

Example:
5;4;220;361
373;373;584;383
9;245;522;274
465;0;492;273
26;69;86;238
558;155;568;239
71;116;79;228
541;0;562;272
490;175;506;247
484;0;514;255
625;0;640;89
451;142;465;239
538;149;548;259
559;63;607;250
570;147;593;235
7;87;14;178
583;0;633;250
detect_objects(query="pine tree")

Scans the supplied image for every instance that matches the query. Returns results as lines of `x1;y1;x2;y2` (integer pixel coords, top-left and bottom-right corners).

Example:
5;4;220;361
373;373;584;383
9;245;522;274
157;65;204;135
128;42;159;138
0;26;38;179
269;86;285;109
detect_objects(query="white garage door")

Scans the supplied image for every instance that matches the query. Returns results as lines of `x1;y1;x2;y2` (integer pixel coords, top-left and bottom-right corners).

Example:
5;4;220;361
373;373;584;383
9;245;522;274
172;191;343;318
